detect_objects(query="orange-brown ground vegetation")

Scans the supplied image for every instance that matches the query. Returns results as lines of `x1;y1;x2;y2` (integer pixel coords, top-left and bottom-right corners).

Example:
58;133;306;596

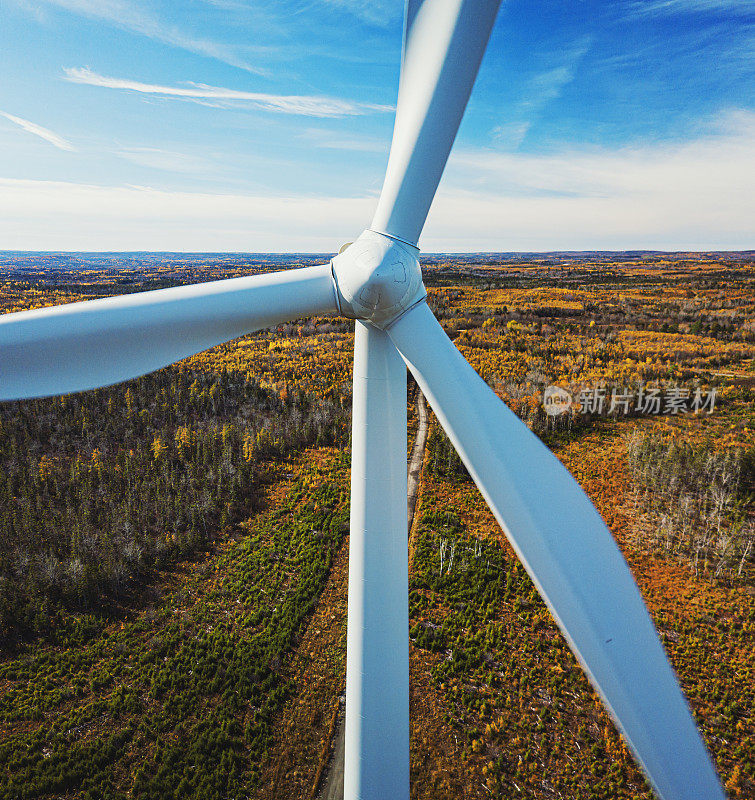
406;417;753;799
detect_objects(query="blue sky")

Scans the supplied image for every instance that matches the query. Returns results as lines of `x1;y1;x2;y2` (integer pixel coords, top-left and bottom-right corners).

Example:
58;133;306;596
0;0;752;251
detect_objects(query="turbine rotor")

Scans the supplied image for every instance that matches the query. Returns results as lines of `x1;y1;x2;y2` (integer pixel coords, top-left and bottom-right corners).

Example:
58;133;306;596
330;229;425;328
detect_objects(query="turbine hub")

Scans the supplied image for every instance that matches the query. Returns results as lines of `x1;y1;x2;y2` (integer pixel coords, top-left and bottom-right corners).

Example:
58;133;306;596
330;230;426;328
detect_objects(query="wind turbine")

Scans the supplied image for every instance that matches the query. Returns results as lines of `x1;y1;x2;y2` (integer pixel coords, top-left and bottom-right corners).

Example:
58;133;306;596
0;1;727;799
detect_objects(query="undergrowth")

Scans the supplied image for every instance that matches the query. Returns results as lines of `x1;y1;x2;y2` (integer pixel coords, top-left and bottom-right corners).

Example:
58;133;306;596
0;455;349;800
409;479;754;797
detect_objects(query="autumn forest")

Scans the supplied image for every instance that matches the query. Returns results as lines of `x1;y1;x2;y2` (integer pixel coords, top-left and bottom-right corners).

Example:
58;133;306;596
0;250;753;799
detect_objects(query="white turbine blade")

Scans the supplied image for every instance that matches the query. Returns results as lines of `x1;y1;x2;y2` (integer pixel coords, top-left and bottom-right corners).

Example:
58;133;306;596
387;302;725;800
0;264;338;400
371;0;501;245
345;322;409;800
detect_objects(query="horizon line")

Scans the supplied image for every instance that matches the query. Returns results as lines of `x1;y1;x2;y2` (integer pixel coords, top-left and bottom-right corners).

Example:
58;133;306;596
1;248;753;257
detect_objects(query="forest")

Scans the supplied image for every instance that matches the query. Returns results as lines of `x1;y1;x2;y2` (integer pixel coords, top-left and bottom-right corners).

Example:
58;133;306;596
0;367;348;645
0;250;753;799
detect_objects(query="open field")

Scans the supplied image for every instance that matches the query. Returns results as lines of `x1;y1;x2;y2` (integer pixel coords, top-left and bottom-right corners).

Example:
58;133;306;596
0;251;753;798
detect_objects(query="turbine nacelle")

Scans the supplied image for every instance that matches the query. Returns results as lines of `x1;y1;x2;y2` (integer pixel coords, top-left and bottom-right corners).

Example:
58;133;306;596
331;229;425;328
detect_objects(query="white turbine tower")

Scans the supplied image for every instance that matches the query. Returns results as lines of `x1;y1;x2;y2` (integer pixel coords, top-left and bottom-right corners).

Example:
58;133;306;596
0;2;727;799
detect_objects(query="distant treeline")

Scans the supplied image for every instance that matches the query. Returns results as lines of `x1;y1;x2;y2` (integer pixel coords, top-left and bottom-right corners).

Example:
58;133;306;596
0;367;349;645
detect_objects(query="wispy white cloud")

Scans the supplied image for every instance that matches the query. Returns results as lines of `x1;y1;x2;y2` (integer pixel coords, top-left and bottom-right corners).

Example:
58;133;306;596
0;178;374;251
14;0;263;73
10;0;48;23
321;0;400;26
299;127;387;152
1;110;750;252
0;111;75;151
198;0;253;8
624;0;755;16
115;147;214;174
492;38;591;149
456;109;755;197
64;67;394;118
491;121;531;150
520;66;576;113
433;108;755;249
